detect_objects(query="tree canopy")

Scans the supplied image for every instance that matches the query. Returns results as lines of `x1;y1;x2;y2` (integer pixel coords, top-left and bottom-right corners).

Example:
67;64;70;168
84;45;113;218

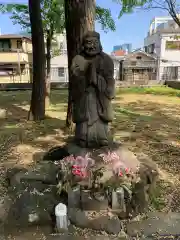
0;0;65;35
117;0;180;26
0;1;116;33
1;0;180;35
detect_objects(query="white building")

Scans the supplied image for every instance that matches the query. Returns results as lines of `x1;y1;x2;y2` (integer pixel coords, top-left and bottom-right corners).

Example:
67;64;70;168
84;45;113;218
50;32;69;83
144;16;180;81
50;32;120;82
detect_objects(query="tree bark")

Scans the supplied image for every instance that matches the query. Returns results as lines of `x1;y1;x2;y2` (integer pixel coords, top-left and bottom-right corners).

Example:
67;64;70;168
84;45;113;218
45;29;52;108
28;0;46;121
64;0;95;128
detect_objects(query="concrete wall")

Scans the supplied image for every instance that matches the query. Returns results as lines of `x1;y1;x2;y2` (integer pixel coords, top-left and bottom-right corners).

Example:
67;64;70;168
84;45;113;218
165;80;180;89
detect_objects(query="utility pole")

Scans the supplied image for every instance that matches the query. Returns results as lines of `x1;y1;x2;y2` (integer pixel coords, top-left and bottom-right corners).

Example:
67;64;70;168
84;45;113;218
17;49;22;82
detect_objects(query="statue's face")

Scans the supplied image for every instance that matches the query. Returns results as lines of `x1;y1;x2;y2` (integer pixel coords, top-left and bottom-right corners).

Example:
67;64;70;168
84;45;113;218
84;36;101;56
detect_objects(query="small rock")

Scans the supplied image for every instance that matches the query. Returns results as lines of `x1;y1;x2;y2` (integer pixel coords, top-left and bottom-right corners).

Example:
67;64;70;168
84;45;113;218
105;217;122;235
118;230;129;239
0;109;6;119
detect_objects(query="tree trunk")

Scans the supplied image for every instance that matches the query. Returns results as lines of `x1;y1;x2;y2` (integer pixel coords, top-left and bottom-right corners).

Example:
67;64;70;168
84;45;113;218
28;0;46;121
45;30;52;108
64;0;95;128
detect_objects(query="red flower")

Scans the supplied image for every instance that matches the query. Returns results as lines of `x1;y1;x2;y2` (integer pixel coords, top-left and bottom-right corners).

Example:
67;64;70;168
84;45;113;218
72;166;88;178
72;169;81;176
72;165;80;169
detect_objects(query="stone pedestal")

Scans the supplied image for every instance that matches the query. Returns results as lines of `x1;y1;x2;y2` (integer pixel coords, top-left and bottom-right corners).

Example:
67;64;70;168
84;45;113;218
4;142;159;236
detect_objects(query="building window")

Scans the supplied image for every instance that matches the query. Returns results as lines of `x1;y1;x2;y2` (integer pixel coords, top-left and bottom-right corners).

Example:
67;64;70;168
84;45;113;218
166;41;180;50
0;40;10;51
150;44;155;53
136;56;142;60
58;67;64;77
59;41;67;55
146;44;155;54
17;40;22;49
60;42;64;54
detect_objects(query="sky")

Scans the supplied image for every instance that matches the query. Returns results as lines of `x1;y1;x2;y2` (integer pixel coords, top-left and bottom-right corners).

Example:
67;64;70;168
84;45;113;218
0;0;170;53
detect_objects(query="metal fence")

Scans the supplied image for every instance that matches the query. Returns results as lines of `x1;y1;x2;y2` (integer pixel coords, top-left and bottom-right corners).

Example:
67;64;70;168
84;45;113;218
0;66;69;83
0;65;32;83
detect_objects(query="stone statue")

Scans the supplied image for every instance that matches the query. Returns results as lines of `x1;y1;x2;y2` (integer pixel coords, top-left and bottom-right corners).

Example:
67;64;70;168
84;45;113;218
70;31;115;148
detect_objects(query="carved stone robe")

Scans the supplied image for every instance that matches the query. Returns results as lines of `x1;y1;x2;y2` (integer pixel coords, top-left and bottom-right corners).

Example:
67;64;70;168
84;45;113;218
71;52;115;147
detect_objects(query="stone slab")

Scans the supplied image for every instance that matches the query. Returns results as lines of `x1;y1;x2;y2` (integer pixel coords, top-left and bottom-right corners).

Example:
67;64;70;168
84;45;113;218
127;212;180;237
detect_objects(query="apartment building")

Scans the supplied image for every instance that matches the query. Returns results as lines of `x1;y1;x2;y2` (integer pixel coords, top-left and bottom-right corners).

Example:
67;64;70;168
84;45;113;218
0;34;32;83
144;16;180;81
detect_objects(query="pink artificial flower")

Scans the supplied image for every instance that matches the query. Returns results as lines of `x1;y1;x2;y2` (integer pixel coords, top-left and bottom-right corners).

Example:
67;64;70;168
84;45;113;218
81;170;88;178
64;155;75;165
72;166;88;178
125;168;130;174
72;169;81;176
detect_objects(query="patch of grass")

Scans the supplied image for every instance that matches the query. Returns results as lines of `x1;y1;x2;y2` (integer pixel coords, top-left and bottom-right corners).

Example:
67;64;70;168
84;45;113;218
116;107;153;121
117;86;180;97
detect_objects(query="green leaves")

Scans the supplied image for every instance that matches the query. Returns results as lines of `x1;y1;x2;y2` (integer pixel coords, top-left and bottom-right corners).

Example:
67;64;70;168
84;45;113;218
41;0;65;35
117;0;151;17
96;6;116;32
1;0;155;39
0;3;30;29
0;1;117;34
0;1;65;35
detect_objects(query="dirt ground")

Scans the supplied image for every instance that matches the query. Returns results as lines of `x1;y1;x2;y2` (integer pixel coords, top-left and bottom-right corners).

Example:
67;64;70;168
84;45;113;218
0;89;179;238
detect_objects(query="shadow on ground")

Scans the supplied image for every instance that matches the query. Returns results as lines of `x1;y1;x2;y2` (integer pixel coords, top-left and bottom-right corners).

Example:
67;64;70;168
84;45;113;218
0;90;179;216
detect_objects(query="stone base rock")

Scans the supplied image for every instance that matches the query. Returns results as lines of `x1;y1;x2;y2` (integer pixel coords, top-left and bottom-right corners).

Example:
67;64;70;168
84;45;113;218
4;142;159;235
4;162;61;229
68;208;122;235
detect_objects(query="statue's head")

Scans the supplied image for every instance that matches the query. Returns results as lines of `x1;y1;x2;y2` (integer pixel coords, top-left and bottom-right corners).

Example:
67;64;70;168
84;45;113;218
82;31;102;56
